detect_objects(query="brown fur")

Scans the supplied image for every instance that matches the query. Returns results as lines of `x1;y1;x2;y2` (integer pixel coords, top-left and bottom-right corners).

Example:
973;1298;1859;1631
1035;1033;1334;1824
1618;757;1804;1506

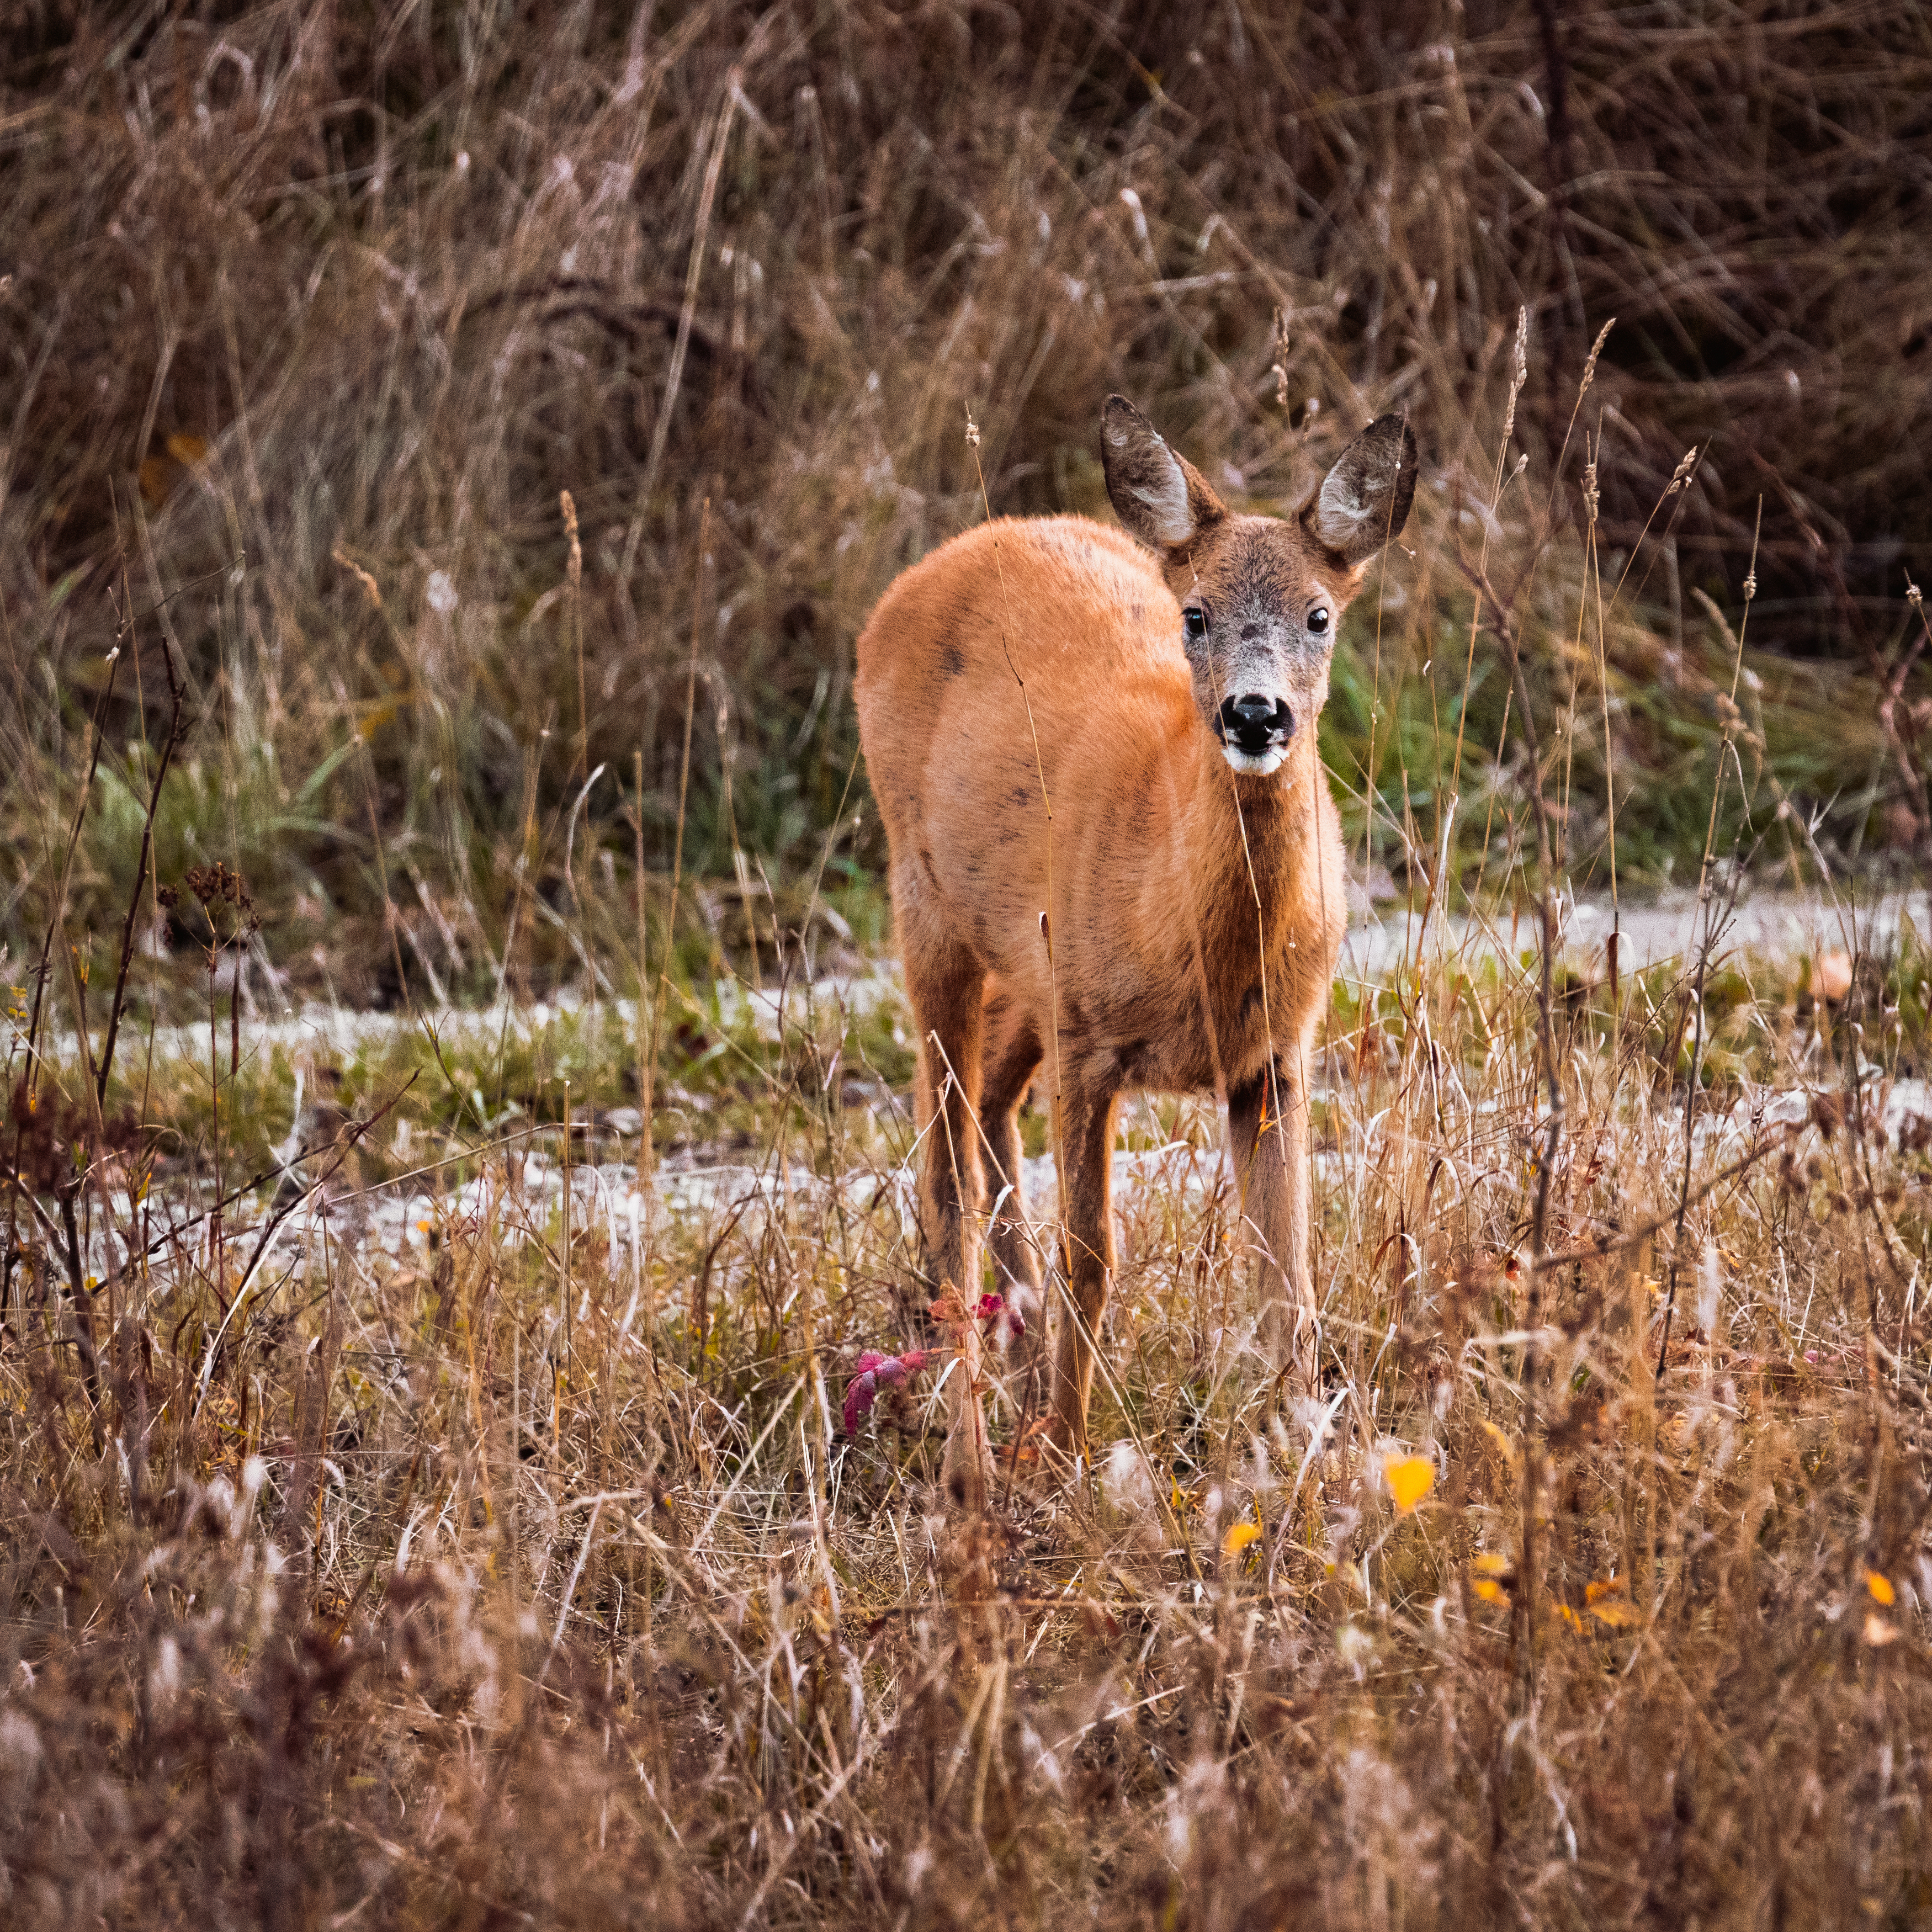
855;402;1416;1496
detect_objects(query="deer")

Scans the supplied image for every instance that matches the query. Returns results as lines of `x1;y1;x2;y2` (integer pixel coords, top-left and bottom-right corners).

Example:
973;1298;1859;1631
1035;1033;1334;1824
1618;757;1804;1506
854;396;1418;1509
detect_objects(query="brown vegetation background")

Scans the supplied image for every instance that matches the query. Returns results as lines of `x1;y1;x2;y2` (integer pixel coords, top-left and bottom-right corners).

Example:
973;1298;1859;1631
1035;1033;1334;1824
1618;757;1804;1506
6;0;1932;981
6;5;1932;1930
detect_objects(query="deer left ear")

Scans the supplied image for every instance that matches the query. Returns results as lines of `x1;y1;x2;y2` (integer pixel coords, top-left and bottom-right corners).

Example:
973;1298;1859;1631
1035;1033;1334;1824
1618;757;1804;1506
1304;415;1418;567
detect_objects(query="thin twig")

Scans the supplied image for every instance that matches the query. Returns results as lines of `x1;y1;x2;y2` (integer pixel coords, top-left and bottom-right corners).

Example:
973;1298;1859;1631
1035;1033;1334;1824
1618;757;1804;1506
96;572;189;1107
1464;562;1562;1696
640;498;710;1195
1657;506;1761;1380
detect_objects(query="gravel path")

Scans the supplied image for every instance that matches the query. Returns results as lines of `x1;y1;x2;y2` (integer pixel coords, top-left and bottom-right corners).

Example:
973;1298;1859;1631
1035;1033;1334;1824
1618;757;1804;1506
68;888;1930;1296
1342;885;1925;985
66;888;1922;1077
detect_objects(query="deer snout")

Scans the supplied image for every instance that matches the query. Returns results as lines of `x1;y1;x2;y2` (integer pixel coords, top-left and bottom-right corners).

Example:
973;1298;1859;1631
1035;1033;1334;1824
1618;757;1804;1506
1217;693;1294;755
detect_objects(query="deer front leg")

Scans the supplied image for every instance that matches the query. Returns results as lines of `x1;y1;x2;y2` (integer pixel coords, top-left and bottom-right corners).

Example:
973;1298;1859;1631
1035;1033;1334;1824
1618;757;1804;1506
1046;1075;1119;1459
1228;1042;1318;1394
904;922;994;1513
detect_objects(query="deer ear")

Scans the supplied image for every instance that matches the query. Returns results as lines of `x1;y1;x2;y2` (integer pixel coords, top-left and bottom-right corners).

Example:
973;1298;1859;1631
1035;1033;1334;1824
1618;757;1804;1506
1101;396;1225;551
1304;414;1419;567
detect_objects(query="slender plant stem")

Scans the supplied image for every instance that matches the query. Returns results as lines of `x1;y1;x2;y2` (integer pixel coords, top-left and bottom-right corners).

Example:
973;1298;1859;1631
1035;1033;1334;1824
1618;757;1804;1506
1657;504;1762;1379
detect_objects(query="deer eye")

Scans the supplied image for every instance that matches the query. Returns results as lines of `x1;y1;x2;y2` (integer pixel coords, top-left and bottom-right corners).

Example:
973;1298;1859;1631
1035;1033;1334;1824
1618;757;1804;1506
1182;607;1209;644
1307;606;1331;636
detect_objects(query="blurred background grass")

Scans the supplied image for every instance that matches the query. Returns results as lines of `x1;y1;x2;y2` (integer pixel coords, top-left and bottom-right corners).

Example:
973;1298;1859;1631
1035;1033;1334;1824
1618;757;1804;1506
4;0;1931;1013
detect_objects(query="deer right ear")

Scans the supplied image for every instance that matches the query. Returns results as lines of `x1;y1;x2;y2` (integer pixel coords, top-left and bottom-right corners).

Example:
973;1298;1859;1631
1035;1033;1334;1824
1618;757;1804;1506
1101;397;1225;551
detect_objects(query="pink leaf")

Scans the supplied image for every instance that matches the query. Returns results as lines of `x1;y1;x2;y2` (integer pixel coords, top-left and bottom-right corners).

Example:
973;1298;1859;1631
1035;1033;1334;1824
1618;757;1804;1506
976;1292;1025;1342
842;1370;879;1435
843;1347;936;1436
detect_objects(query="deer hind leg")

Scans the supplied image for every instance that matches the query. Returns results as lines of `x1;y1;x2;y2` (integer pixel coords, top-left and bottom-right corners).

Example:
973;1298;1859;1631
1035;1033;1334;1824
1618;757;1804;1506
980;988;1045;1404
1229;1043;1318;1395
902;915;994;1510
1046;1073;1120;1460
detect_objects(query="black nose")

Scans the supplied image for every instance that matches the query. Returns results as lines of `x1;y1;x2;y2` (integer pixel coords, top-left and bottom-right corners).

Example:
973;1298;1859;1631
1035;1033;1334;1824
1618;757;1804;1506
1218;693;1293;753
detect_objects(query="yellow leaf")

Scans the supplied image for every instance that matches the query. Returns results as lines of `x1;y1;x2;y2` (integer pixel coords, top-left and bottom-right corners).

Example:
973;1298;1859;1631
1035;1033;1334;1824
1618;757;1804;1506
1556;1604;1584;1633
1471;1551;1513;1578
1478;1419;1516;1459
1864;1612;1901;1647
1383;1453;1436;1515
1223;1520;1262;1558
1865;1569;1896;1607
1590;1598;1641;1628
1471;1578;1509;1604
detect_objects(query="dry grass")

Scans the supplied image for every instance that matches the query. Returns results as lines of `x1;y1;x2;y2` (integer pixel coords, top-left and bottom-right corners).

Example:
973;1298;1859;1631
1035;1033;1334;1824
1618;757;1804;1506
7;2;1932;1927
9;841;1932;1926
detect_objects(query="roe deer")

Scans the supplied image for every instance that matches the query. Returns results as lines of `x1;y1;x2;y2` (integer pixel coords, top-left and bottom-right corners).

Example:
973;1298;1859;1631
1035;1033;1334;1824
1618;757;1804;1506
855;397;1417;1505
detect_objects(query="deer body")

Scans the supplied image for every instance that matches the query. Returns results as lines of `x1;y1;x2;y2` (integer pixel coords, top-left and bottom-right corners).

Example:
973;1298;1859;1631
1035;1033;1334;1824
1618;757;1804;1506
856;400;1416;1503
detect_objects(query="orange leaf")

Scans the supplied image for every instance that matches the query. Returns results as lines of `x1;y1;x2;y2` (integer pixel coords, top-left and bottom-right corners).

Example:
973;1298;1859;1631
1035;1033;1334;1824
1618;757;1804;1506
1590;1598;1640;1628
1865;1569;1896;1607
1382;1453;1436;1515
1585;1575;1628;1605
1223;1520;1262;1558
1471;1578;1509;1604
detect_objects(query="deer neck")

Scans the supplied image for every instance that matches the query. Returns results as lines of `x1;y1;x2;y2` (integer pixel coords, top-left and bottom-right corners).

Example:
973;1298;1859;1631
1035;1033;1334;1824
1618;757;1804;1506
1195;723;1319;888
1185;724;1323;1000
